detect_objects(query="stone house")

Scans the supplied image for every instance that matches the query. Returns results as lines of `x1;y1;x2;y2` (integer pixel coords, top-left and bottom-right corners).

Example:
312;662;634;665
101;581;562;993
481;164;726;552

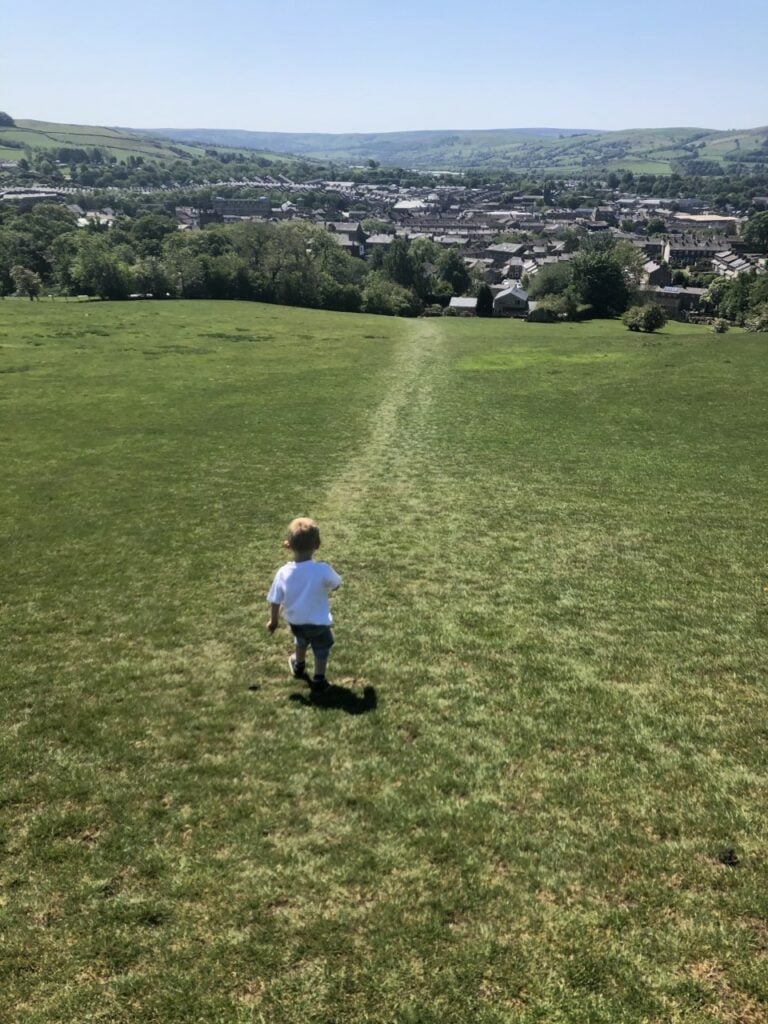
325;221;368;257
365;233;395;254
493;287;529;317
640;286;706;317
642;260;672;287
662;238;724;268
434;235;469;248
464;258;498;283
501;256;525;280
712;251;765;278
484;242;527;266
212;196;272;217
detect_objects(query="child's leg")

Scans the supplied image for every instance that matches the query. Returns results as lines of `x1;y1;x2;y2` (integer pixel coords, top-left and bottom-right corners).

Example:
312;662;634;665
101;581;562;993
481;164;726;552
309;627;334;685
294;643;308;666
303;622;333;688
289;629;309;679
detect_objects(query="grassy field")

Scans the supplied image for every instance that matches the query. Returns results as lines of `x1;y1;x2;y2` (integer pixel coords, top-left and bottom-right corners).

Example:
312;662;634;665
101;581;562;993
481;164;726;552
0;120;297;168
0;121;193;164
2;300;767;1023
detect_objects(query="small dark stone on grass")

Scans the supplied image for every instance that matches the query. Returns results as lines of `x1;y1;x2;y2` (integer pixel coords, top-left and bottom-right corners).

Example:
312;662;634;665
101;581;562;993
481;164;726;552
717;847;739;866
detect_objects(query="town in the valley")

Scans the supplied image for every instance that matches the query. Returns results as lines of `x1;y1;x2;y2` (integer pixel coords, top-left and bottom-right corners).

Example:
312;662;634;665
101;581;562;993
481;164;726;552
2;167;767;320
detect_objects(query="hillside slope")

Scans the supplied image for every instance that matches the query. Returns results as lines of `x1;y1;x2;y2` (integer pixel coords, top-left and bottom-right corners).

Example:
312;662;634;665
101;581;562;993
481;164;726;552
0;119;314;170
141;124;768;173
4;118;767;175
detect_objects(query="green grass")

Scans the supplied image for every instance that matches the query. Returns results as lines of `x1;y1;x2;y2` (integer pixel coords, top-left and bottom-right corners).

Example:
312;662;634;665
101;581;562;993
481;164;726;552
2;301;767;1023
0;120;296;168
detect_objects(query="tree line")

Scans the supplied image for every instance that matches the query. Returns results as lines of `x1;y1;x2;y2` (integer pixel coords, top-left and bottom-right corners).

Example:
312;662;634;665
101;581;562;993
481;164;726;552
9;145;311;191
0;204;479;316
4;201;767;325
703;273;768;329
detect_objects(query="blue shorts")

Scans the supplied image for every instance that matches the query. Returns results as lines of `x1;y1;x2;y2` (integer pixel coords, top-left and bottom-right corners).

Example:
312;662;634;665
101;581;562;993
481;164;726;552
289;623;335;658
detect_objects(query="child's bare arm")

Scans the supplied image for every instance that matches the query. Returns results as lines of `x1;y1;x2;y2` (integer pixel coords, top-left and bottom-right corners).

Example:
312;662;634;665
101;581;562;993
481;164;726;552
266;602;280;632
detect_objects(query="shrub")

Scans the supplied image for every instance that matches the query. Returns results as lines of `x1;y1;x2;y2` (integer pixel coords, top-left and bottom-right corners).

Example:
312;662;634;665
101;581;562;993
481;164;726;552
624;307;643;331
744;305;768;333
710;318;730;334
534;292;579;320
361;272;422;317
526;306;558;323
624;304;666;333
321;280;362;313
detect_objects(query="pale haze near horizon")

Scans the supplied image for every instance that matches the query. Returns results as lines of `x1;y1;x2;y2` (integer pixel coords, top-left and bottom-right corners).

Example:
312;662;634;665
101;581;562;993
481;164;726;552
4;0;767;133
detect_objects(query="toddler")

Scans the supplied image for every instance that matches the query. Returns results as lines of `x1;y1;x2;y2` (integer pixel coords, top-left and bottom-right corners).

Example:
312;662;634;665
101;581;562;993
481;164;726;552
266;517;342;693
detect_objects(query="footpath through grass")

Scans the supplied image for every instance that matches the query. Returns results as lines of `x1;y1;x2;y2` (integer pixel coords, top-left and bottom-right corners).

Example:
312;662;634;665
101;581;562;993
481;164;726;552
2;300;767;1023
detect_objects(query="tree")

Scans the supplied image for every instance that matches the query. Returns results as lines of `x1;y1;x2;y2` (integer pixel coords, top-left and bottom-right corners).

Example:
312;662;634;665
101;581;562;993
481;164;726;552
744;304;768;333
0;203;77;289
407;237;441;300
569;237;642;317
361;271;422;316
561;228;583;253
476;284;494;317
526;261;574;300
10;264;42;300
361;218;394;236
703;275;754;324
68;234;131;299
132;257;171;297
742;211;768;252
127;213;179;257
436;247;471;295
382;238;415;289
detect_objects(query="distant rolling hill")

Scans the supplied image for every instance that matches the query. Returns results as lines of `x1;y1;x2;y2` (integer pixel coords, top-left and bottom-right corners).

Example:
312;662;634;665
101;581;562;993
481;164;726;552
3;118;767;177
137;124;768;174
0;119;315;171
0;119;206;163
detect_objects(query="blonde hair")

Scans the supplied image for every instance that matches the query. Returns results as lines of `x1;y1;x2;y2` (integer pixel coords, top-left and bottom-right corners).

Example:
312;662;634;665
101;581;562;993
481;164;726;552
283;517;321;555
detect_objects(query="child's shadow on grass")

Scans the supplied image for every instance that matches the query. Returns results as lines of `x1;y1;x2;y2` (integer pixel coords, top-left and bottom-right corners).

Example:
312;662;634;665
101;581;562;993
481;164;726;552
289;681;377;715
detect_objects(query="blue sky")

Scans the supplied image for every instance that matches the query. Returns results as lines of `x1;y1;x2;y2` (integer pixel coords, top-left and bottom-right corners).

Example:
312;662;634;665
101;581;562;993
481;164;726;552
4;0;767;132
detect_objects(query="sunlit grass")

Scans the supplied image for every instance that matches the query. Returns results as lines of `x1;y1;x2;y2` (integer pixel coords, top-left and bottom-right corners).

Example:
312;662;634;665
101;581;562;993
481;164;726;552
2;301;767;1023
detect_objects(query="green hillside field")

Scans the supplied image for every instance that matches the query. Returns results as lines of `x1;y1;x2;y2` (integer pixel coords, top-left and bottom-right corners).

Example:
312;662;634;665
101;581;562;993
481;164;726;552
0;120;200;164
0;119;301;170
147;124;768;173
4;119;767;175
2;300;767;1023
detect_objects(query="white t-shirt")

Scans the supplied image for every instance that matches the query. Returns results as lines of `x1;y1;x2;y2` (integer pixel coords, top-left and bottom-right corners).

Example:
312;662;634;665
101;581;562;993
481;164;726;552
267;560;342;625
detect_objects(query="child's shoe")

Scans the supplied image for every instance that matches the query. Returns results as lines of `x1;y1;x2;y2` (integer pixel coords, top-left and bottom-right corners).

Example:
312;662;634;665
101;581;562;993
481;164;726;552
310;675;330;695
288;655;308;680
